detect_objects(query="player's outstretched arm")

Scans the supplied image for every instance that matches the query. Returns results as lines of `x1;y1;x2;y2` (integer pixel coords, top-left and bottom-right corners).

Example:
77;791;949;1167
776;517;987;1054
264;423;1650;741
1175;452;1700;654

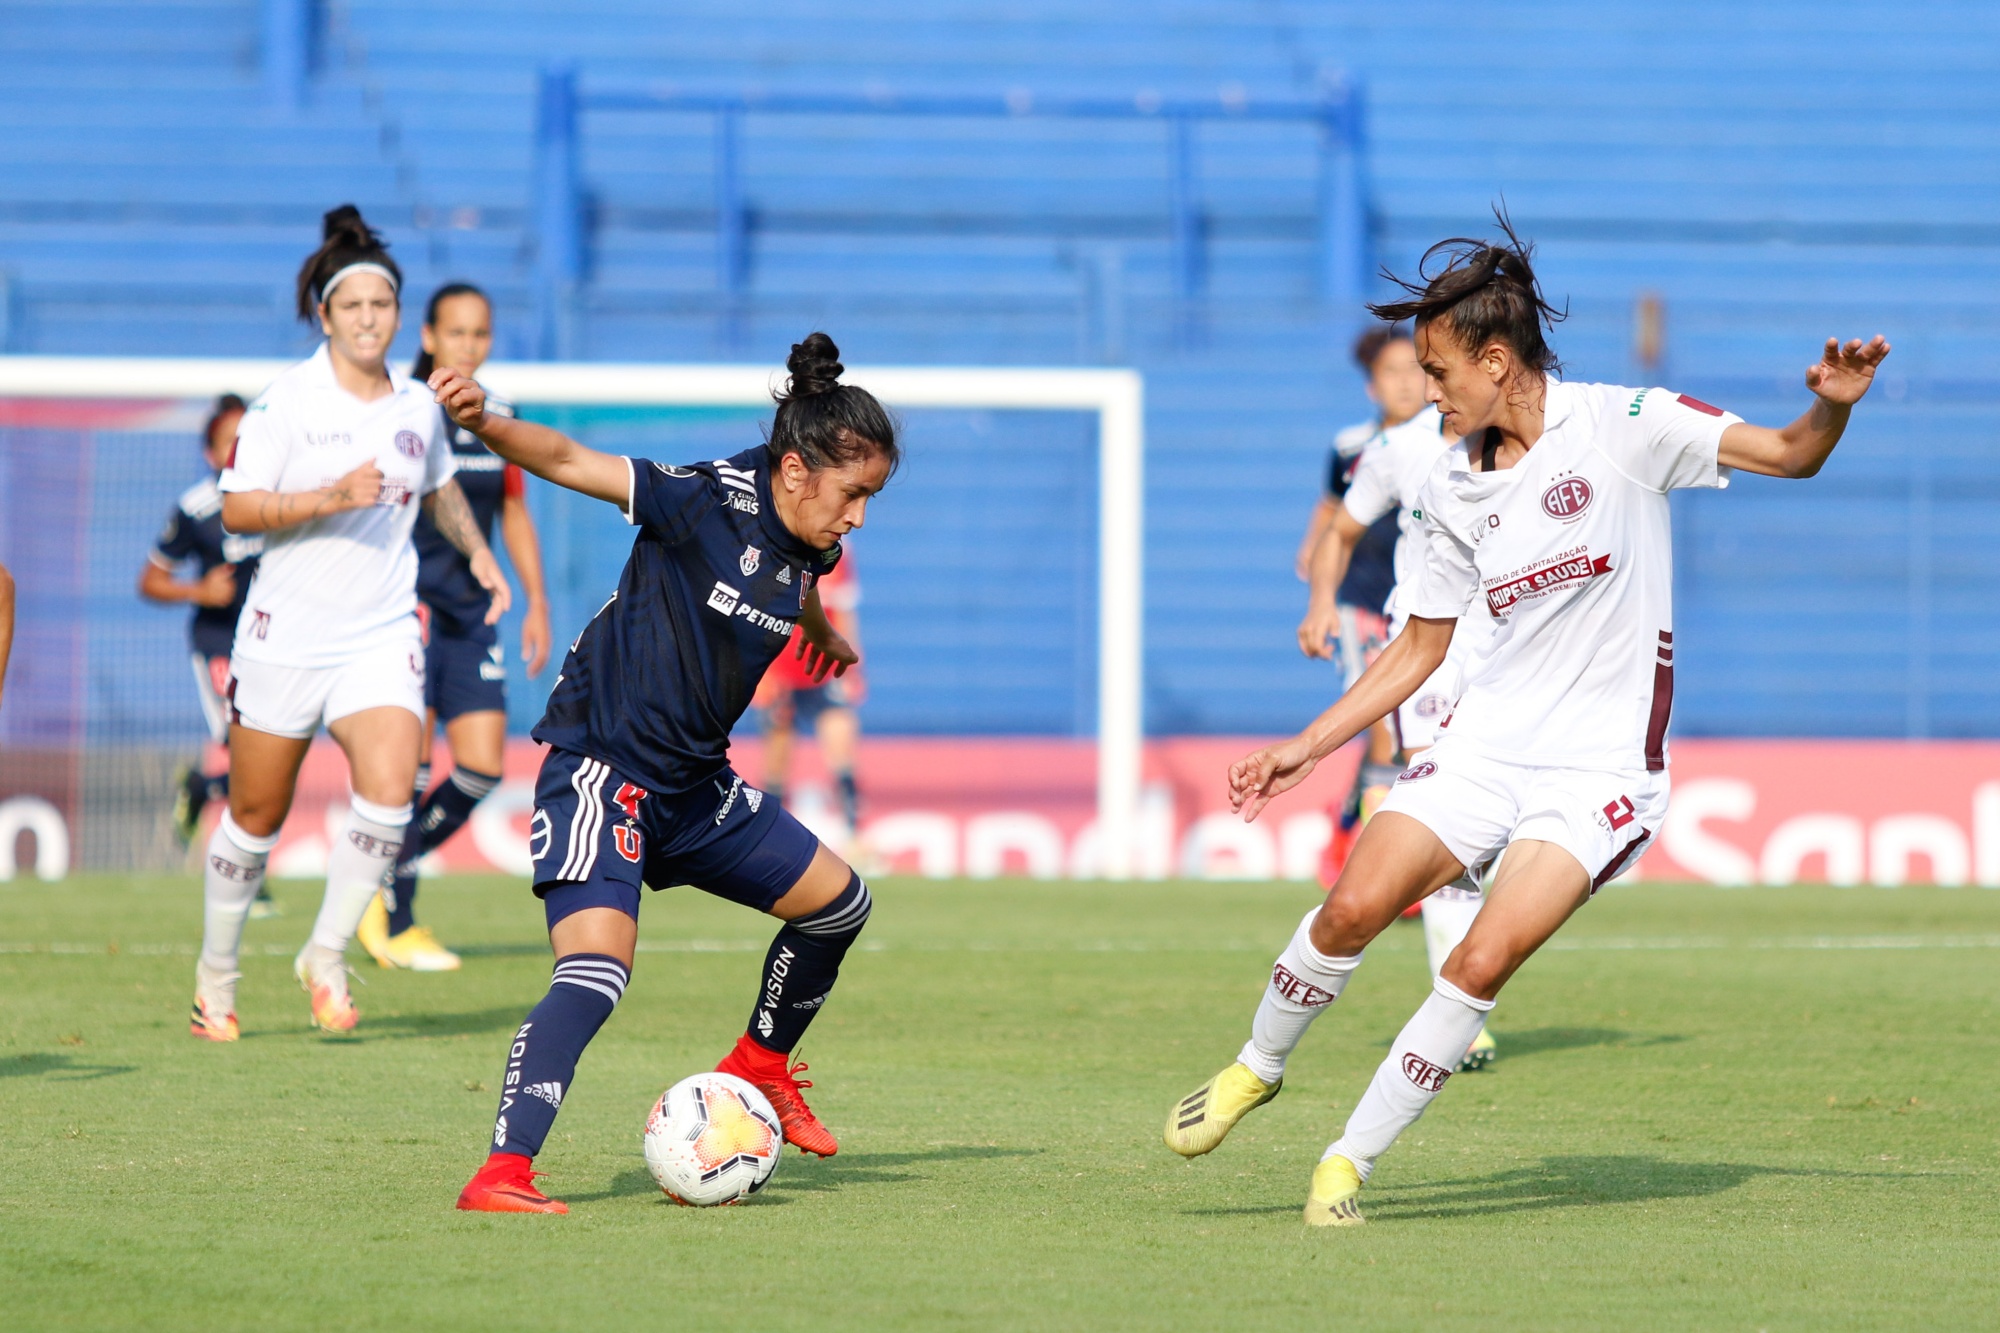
1230;615;1454;822
1298;506;1365;660
500;488;553;675
796;587;858;683
1719;335;1890;479
220;458;385;534
430;369;628;506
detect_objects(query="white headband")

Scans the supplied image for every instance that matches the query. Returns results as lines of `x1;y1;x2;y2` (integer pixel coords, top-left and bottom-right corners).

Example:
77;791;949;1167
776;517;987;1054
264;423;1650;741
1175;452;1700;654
320;261;399;302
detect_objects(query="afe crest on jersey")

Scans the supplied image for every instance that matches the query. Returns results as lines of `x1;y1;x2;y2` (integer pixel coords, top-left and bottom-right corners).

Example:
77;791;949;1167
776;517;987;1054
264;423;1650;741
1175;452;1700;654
394;430;426;458
1541;476;1593;520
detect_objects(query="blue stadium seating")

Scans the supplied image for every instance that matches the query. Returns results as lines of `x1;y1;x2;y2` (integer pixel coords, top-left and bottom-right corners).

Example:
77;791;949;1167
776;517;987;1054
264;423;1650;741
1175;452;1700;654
1;0;1996;743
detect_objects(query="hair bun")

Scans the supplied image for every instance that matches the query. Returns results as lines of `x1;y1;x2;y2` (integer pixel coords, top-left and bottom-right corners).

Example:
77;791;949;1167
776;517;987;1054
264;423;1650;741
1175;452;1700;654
786;332;844;397
321;203;382;250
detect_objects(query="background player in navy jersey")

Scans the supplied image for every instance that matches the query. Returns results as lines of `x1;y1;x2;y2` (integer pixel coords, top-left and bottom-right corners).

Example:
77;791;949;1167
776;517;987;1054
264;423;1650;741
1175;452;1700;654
356;283;553;972
140;395;277;911
1296;326;1427;883
431;333;897;1215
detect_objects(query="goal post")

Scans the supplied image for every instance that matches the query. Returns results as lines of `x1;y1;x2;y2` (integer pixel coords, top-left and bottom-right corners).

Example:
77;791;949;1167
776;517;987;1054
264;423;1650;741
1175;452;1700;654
0;356;1148;878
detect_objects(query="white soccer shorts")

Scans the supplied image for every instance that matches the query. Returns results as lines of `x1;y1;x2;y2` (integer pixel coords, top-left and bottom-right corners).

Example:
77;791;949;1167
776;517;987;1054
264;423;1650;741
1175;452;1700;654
227;638;426;739
1376;736;1668;893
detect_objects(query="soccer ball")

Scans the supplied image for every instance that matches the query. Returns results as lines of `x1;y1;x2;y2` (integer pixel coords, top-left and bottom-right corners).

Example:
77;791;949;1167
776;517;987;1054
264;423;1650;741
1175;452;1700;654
642;1071;783;1206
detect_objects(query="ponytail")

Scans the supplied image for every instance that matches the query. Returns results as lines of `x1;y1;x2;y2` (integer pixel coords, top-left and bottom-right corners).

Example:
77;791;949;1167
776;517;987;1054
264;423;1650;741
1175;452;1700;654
295;204;401;321
765;332;901;475
1369;206;1565;378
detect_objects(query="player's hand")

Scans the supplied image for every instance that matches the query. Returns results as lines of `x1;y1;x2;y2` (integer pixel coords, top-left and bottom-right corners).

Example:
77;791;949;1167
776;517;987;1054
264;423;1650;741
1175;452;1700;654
192;563;238;608
521;597;551;675
469;548;513;625
1297;599;1342;661
798;625;858;683
429;368;489;434
1805;335;1890;406
330;460;385;510
1228;735;1318;823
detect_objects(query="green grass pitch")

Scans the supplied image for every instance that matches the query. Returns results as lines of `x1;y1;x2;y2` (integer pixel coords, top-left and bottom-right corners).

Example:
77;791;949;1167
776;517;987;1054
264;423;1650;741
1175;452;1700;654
4;874;1998;1330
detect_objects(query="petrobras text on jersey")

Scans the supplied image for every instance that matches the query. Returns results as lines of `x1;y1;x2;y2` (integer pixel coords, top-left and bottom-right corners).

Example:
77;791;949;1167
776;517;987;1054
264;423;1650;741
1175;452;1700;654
704;580;795;636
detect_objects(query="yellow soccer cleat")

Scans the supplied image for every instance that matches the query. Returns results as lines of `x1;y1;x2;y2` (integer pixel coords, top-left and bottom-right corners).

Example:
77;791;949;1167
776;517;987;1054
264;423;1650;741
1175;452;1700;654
295;946;359;1033
356;893;394;968
1458;1026;1497;1073
380;924;462;973
1304;1154;1365;1227
190;962;240;1042
1163;1063;1280;1158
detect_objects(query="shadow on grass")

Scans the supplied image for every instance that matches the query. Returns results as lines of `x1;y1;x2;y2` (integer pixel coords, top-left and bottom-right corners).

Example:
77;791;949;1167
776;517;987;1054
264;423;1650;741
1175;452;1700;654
568;1145;1042;1206
1187;1154;1894;1220
451;943;553;960
1495;1027;1689;1058
347;1007;527;1039
2;1052;137;1081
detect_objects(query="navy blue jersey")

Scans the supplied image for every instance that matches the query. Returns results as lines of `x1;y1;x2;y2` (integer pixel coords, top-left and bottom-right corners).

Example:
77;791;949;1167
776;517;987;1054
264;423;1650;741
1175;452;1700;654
533;445;842;796
152;475;263;658
413;393;519;643
1325;420;1398;615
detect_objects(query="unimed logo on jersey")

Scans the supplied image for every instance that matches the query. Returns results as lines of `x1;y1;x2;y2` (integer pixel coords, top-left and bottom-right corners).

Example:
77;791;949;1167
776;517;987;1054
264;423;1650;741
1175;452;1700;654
1541;476;1593;520
394;430;426;458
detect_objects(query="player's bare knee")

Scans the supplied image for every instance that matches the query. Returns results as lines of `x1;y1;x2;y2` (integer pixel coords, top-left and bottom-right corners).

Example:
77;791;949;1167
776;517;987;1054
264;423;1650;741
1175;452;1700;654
1439;944;1508;1002
1309;892;1377;955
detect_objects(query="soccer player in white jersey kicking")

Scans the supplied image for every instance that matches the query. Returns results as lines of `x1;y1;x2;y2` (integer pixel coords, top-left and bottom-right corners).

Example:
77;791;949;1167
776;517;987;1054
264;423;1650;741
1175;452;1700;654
1165;214;1888;1225
188;206;509;1040
1301;399;1499;1071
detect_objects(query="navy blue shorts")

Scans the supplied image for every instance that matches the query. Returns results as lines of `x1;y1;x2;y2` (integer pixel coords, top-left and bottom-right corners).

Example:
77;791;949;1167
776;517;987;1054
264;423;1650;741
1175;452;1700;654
528;747;821;929
425;629;507;722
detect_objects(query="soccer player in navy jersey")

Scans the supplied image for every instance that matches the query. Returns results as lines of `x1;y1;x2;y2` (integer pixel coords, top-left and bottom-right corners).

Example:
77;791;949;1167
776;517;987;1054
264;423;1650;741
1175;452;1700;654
432;333;897;1214
356;284;553;972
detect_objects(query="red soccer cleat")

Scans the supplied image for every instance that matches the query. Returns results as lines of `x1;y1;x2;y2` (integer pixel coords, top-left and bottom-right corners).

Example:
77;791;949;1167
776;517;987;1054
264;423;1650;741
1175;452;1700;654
715;1034;839;1158
455;1152;569;1214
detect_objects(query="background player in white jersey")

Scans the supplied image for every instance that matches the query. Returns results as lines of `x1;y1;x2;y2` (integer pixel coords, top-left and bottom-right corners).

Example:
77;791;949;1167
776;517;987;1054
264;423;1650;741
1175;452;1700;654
189;206;510;1041
1165;215;1888;1225
1297;327;1427;882
1303;401;1498;1070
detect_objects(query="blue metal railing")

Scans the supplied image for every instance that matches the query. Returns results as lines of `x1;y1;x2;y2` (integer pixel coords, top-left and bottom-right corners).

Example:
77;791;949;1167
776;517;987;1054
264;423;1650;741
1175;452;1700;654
529;68;1371;356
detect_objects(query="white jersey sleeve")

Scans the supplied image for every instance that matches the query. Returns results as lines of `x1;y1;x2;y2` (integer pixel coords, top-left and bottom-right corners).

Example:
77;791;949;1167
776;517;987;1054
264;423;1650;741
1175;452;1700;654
219;392;288;495
1594;386;1741;493
1405;462;1481;621
1341;442;1399;527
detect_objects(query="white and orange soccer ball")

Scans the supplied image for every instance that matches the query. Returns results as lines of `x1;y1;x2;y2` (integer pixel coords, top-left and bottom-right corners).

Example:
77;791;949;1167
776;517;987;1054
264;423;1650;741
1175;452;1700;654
642;1071;783;1206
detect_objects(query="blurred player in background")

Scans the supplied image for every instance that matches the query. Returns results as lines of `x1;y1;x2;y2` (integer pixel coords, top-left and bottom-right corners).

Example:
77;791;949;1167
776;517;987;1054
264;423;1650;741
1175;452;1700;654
140;395;277;917
1168;217;1888;1226
752;544;864;852
0;559;12;710
189;206;508;1042
1298;327;1425;883
432;334;893;1214
356;283;552;973
1304;399;1498;1071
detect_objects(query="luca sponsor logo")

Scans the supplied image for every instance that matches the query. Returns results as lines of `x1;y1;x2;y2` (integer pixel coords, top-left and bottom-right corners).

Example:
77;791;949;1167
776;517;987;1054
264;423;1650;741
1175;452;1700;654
1541;475;1593;520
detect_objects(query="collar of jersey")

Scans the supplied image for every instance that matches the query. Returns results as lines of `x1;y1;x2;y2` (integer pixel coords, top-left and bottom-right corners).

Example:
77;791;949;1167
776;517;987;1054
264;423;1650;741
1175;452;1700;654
307;341;413;403
1447;378;1575;481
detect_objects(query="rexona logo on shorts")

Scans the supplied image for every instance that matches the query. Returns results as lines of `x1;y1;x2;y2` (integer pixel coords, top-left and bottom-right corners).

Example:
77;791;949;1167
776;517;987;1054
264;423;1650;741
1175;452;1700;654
1541;475;1593;520
394;430;426;458
1398;760;1438;782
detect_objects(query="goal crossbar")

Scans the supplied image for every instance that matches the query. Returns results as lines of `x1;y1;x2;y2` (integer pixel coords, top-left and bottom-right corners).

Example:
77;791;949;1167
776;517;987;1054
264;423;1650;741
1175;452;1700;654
0;356;1148;878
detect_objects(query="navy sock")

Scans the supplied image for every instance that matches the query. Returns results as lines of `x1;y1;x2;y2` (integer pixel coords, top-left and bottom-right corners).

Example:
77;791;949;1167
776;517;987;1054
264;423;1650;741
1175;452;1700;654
386;765;499;934
748;872;871;1053
491;953;629;1159
834;770;860;828
198;769;228;808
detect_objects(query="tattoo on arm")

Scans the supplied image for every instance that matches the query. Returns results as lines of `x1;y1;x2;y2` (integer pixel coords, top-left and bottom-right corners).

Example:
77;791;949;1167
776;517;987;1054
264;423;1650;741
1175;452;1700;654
426;480;490;559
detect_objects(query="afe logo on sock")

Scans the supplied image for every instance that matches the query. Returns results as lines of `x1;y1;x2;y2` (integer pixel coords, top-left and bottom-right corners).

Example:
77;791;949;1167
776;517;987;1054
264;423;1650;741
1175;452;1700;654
1271;963;1337;1007
1401;1053;1452;1093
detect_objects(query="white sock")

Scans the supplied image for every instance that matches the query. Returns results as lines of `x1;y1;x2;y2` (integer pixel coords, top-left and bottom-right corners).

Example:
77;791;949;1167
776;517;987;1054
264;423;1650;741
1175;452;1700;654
1327;975;1494;1181
1237;907;1365;1083
1420;880;1483;979
309;795;410;956
200;812;280;974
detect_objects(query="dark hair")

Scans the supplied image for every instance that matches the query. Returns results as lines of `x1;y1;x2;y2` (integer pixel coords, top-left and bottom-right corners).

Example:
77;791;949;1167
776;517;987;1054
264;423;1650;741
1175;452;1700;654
294;204;401;321
766;332;900;476
1369;208;1565;379
204;393;247;454
1351;323;1411;373
409;281;492;380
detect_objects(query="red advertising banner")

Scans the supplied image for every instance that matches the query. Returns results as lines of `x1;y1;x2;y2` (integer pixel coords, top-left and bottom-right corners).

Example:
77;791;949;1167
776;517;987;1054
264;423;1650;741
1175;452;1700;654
239;737;2000;887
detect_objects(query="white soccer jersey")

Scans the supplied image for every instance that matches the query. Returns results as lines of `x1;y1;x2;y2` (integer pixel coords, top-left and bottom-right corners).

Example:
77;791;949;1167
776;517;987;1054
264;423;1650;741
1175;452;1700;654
1342;406;1446;629
220;344;455;668
1407;380;1740;772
